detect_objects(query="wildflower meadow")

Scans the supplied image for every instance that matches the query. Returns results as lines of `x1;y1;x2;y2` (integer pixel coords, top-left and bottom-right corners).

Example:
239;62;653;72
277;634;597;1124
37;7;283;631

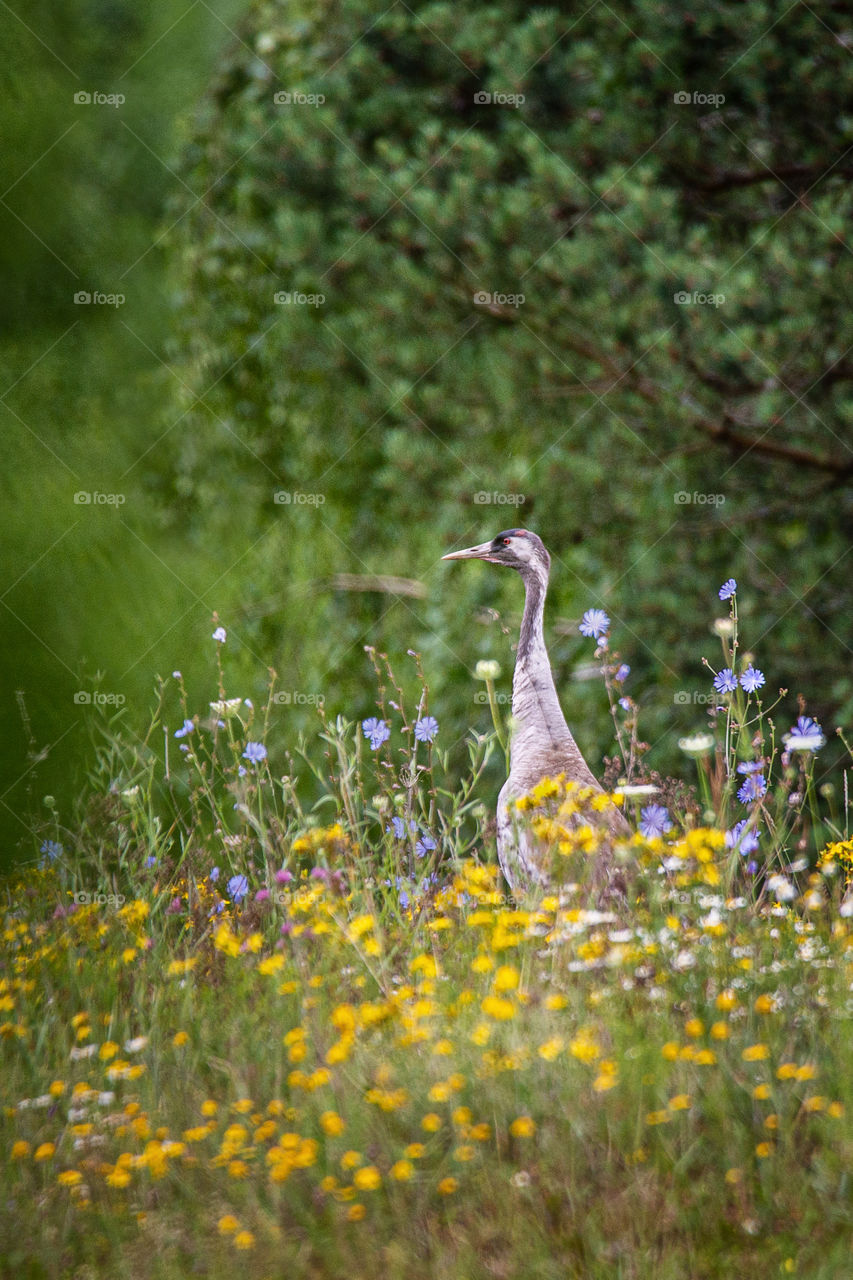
2;581;852;1280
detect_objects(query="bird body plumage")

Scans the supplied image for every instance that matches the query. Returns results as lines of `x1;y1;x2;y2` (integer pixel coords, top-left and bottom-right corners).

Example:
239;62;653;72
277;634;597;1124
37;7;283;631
443;529;629;893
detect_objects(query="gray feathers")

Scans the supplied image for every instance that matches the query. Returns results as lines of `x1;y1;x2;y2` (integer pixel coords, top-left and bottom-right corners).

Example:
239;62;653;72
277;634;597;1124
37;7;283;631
443;529;629;894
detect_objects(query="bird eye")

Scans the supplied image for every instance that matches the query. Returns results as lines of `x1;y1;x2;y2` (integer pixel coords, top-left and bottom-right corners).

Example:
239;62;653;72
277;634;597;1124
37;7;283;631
502;538;511;545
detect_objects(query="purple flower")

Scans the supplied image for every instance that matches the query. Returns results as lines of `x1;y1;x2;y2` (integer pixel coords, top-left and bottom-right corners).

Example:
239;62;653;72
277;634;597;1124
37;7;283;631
415;833;436;857
736;760;764;775
145;855;157;869
275;868;293;884
639;804;672;838
725;820;760;856
614;664;630;683
618;697;631;711
718;578;737;601
414;716;439;743
310;867;328;880
210;866;220;882
362;717;391;750
228;874;249;904
242;741;267;764
388;816;417;839
784;715;825;752
740;666;765;693
212;626;227;643
579;608;610;639
38;840;63;869
255;889;270;903
174;719;195;739
713;668;738;694
737;774;767;804
384;875;414;911
167;897;182;915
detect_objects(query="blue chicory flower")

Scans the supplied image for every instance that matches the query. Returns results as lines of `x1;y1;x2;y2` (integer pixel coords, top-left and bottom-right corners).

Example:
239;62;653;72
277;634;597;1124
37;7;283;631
737;774;767;804
414;716;439;743
362;717;391;750
639;804;672;838
725;820;760;856
579;608;610;639
740;666;765;693
228;874;249;904
784;715;825;752
713;668;738;694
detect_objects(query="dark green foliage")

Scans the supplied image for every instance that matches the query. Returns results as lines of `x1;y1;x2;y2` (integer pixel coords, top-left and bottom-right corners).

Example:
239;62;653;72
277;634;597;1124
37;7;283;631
163;0;853;791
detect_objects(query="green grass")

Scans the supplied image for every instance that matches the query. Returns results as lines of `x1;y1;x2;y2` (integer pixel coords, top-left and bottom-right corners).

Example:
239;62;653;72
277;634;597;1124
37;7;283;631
2;645;852;1280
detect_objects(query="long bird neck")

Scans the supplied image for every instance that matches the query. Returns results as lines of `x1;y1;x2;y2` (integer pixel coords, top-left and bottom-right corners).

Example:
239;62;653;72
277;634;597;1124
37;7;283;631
509;568;598;791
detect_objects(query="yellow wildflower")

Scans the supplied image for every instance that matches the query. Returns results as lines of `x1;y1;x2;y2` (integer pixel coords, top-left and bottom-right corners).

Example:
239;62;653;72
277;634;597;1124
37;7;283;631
353;1165;381;1191
320;1111;346;1137
509;1116;535;1138
481;995;515;1021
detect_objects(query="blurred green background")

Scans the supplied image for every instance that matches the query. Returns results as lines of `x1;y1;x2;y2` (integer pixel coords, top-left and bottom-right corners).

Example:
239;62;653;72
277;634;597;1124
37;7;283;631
3;0;852;868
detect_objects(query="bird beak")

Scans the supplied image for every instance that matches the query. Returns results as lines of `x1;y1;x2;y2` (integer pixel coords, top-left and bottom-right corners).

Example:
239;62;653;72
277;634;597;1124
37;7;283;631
441;541;496;562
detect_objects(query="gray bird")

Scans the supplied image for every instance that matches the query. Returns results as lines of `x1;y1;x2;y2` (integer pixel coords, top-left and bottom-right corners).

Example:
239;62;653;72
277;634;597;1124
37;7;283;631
443;528;630;894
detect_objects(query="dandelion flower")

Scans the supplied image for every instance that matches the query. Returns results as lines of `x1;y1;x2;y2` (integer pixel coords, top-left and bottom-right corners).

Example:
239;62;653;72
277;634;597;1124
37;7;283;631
353;1165;381;1191
509;1116;536;1138
320;1111;346;1137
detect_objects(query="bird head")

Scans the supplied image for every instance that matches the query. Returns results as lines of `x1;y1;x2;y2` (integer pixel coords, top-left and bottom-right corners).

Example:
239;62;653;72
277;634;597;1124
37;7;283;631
442;529;550;578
